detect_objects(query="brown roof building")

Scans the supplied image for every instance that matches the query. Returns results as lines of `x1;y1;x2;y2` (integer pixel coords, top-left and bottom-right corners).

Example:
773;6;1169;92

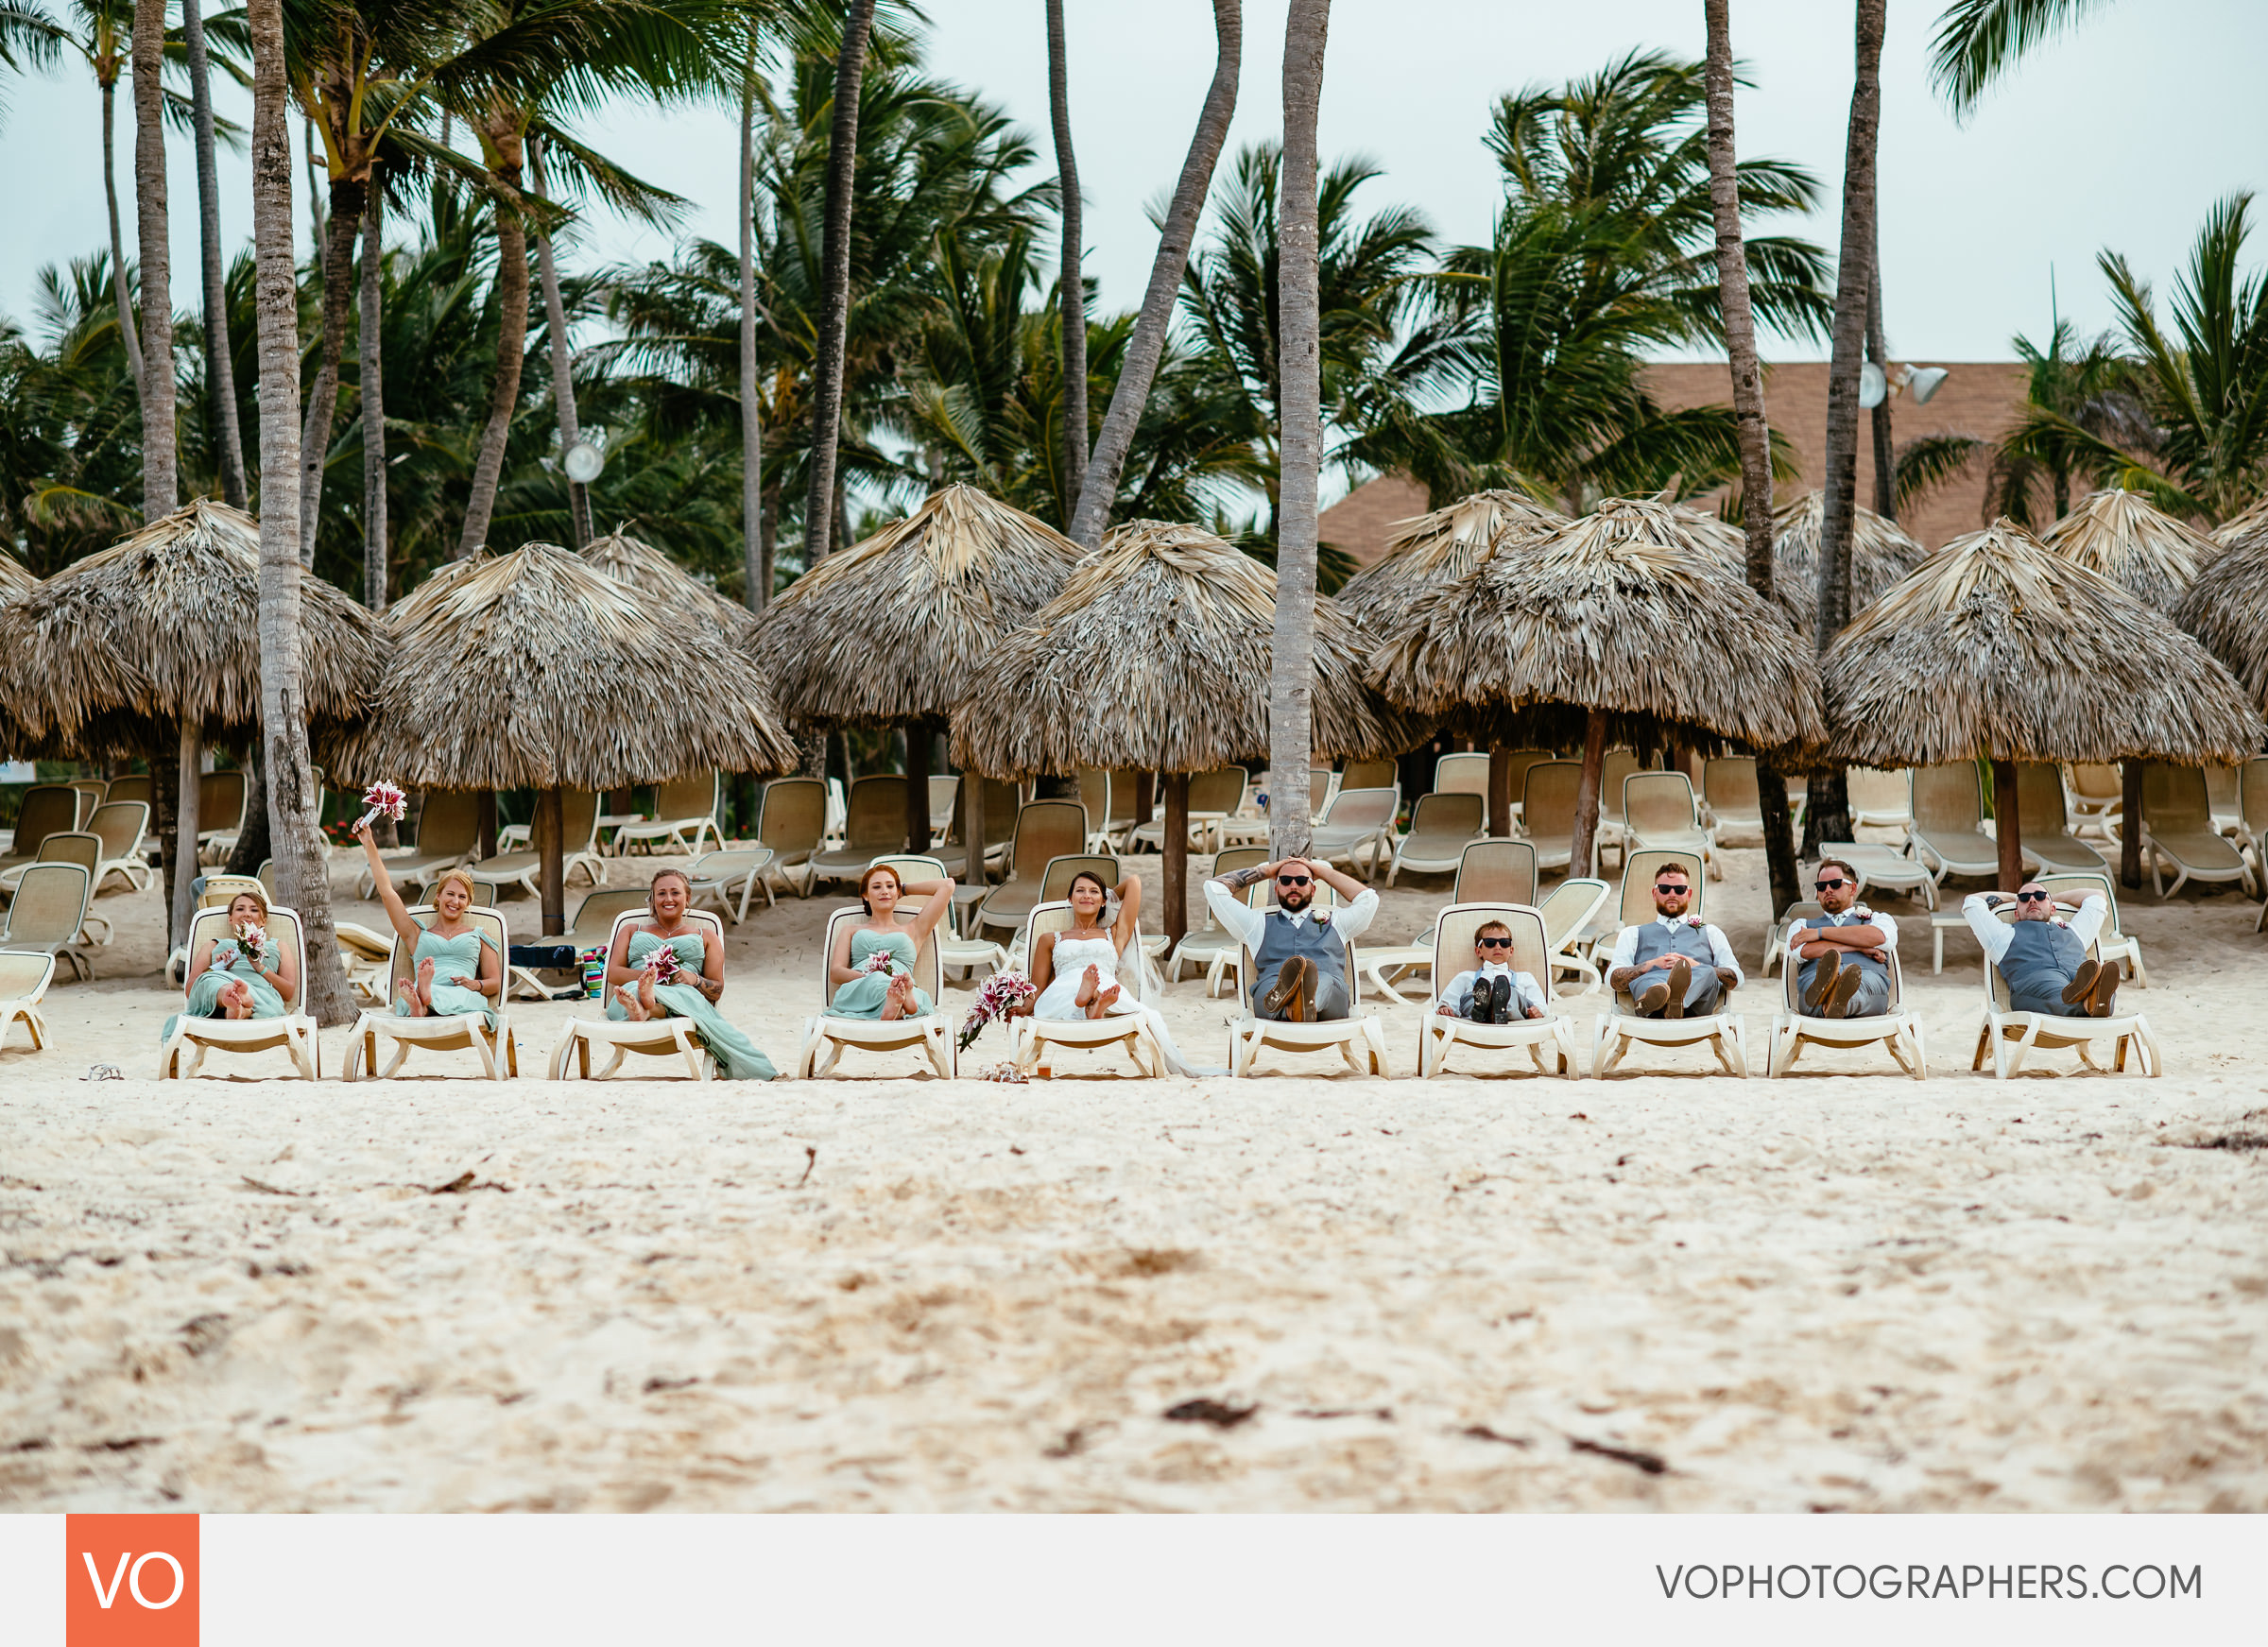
1319;359;2032;566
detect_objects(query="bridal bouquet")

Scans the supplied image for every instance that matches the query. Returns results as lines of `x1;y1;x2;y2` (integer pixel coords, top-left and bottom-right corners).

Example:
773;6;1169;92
232;920;266;965
856;948;902;979
355;780;408;834
646;944;681;986
958;969;1037;1052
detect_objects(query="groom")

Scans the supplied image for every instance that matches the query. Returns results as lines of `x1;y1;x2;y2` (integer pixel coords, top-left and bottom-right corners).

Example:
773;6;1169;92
1205;855;1380;1023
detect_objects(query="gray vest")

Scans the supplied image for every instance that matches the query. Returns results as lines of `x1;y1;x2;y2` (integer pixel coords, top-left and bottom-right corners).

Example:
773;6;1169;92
2001;918;2085;999
1251;908;1347;1004
1627;919;1720;972
1795;910;1891;999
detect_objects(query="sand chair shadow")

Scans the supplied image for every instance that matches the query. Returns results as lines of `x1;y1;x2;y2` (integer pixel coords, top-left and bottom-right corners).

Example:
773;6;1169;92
1417;903;1579;1078
343;905;516;1079
159;903;318;1079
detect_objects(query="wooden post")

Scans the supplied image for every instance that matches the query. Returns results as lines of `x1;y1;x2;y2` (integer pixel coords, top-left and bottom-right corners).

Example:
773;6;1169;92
1162;771;1191;944
904;714;932;852
170;712;201;951
536;785;566;935
1990;757;2024;891
961;765;988;886
1570;709;1608;879
1134;771;1155;827
1486;744;1514;837
476;789;498;861
2119;759;2144;889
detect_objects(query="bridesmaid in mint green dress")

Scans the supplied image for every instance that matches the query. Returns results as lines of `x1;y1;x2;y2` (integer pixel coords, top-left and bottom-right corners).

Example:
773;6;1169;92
605;866;777;1080
163;888;298;1042
355;823;503;1027
828;863;956;1020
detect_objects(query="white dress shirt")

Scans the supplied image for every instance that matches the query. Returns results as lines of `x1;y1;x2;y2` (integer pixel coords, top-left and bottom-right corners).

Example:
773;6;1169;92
1785;906;1899;956
1607;915;1744;987
1961;891;2107;965
1203;878;1379;952
1437;961;1547;1017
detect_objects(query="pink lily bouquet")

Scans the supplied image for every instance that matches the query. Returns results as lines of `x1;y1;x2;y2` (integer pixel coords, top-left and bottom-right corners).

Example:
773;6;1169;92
646;944;681;986
856;948;902;980
356;780;408;834
958;969;1037;1052
232;920;266;964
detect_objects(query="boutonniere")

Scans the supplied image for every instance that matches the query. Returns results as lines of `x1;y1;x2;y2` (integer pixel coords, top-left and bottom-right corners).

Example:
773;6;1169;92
1683;915;1704;928
1312;907;1332;926
1849;902;1875;921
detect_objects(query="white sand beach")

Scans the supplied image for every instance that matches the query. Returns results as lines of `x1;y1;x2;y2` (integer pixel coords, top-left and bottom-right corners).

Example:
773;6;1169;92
3;842;2264;1512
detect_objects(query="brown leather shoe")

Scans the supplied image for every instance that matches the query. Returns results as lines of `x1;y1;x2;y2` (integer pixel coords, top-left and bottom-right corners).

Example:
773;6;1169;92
1662;958;1692;1020
1802;950;1840;1011
1262;955;1312;1021
1636;981;1671;1015
2060;958;2103;1005
2088;962;2120;1018
1823;964;1863;1020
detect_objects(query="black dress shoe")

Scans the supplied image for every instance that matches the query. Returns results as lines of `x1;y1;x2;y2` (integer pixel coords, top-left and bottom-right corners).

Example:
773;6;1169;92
1466;984;1492;1022
1488;973;1514;1023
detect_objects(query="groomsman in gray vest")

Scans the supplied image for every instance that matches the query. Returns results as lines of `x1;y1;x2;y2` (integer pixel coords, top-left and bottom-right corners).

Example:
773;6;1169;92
1961;884;2119;1016
1785;856;1897;1018
1206;855;1379;1023
1606;863;1742;1018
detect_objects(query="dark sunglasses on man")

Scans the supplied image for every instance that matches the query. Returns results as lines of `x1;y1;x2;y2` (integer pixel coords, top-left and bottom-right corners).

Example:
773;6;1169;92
1814;876;1851;891
2015;888;2051;903
1654;882;1688;896
1276;874;1312;888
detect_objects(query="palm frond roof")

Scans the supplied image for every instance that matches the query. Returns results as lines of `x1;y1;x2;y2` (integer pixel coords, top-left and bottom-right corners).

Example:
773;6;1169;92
1335;489;1569;620
2040;488;2214;612
580;528;759;645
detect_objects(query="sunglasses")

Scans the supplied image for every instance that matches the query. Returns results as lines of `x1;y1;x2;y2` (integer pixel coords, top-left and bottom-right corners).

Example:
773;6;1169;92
1814;877;1851;891
1276;874;1312;887
1654;883;1690;895
1476;935;1514;950
2016;888;2051;903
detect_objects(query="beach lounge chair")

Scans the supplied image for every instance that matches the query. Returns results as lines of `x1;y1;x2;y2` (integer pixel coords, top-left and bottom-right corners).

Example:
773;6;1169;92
1434;751;1491;803
1128;766;1247;856
195;768;249;863
0;950;55;1054
1816;839;1938;911
1519;761;1583;874
1075;769;1134;851
2139;763;2256;899
18;832;112;948
0;861;94;981
1225;882;1389;1078
1416;903;1580;1078
1624;771;1720;880
1486;749;1554;834
611;770;724;858
865;853;1004;980
357;789;480;898
465;790;605;898
196;873;266;911
546;907;732;1081
936;776;1020;884
105;774;154;809
1968;901;2160;1078
2241;760;2268;926
1702;756;1777;849
1847;765;1914;834
84;800;153;895
972;800;1090;936
809;775;911;890
750;778;827;897
1910;763;2000;884
683;845;779;924
1364;838;1542;1004
1591;747;1642;866
1167;846;1266;993
1767;941;1925;1080
1305;785;1400;881
1012;899;1165;1077
342;904;516;1080
1387;791;1486;886
823;777;848;845
2063;763;2124;840
160;902;318;1079
0;784;77;881
2013;763;2110;876
500;885;649;1002
794;902;954;1079
1585;848;1708;980
1761;900;1825;978
1538;875;1611;996
1341;759;1398;792
929;776;961;847
2032;871;2147;986
2206;763;2243;839
1593;964;1748;1077
66;777;107;816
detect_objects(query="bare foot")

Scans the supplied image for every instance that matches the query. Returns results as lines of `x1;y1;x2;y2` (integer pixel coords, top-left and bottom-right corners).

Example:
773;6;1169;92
880;974;912;1021
394;978;426;1018
1074;964;1099;1009
637;964;659;1015
1088;984;1120;1020
415;955;438;1013
615;983;650;1022
221;981;254;1020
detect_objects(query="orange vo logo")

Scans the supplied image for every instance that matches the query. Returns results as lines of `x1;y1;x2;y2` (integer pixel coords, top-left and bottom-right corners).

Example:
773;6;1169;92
66;1515;198;1646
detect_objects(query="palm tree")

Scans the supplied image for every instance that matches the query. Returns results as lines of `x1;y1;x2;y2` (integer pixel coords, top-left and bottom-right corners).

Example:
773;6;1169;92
249;0;352;1021
1982;317;2149;526
1044;0;1085;519
799;0;877;565
180;0;246;506
1930;0;2117;115
1068;0;1239;550
130;0;173;515
737;26;764;606
1702;0;1800;920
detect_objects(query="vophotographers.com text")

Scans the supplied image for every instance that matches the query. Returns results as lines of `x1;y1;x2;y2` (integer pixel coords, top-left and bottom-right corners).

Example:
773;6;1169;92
1657;1563;2203;1602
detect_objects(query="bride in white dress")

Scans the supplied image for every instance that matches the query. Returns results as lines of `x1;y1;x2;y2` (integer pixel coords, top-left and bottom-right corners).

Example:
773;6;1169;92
1022;870;1215;1077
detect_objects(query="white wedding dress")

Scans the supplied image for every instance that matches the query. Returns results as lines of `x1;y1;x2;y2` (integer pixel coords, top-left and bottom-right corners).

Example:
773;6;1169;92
1033;929;1214;1077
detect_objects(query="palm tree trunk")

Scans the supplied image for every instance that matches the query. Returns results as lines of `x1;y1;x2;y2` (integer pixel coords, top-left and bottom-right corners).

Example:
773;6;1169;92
457;179;529;559
131;0;176;516
300;180;363;565
169;715;200;952
903;715;931;852
359;176;387;608
1162;772;1190;944
1046;0;1088;524
1704;0;1801;919
739;35;766;609
249;0;352;1024
800;0;879;565
536;787;565;935
1991;758;2024;891
1570;709;1608;879
182;0;248;508
1269;0;1328;860
528;138;590;548
1807;0;1885;855
1068;0;1240;550
101;76;144;392
1866;194;1895;520
2119;761;2143;888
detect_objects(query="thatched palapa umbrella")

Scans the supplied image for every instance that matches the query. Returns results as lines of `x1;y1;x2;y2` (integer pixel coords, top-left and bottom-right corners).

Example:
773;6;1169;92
1338;489;1569;833
1767;490;1929;632
2041;487;2221;883
2209;495;2268;548
322;543;799;933
1372;496;1826;876
748;484;1084;860
2174;524;2268;712
1823;519;2261;889
0;501;386;945
953;520;1421;941
581;529;760;645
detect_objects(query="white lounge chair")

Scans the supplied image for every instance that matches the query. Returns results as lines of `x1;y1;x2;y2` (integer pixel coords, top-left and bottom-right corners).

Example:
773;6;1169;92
2013;763;2110;877
1127;766;1246;856
160;902;318;1079
20;832;111;948
1415;902;1579;1078
359;789;481;899
1011;900;1164;1077
1767;942;1925;1079
2063;762;2124;841
971;800;1090;937
753;777;828;897
0;785;77;885
1589;848;1746;1074
1624;770;1720;880
928;775;961;848
1166;846;1266;994
196;768;249;864
1518;761;1583;875
1847;765;1914;834
866;853;1003;981
2139;763;2256;899
1432;751;1491;805
1589;748;1642;867
2033;871;2147;987
1304;785;1400;881
1538;874;1610;996
1910;763;2000;884
809;775;911;890
466;789;606;897
0;949;56;1054
1;861;94;981
547;906;732;1080
1968;902;2160;1078
342;905;517;1079
795;903;955;1079
1387;791;1486;886
1364;838;1539;1004
683;845;779;924
1817;839;1938;911
610;770;725;858
84;800;153;895
1224;882;1389;1078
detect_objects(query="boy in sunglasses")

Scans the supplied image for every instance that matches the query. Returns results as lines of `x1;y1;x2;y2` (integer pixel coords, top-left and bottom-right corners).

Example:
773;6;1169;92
1786;857;1897;1019
1961;882;2119;1017
1606;863;1742;1019
1435;920;1546;1023
1206;855;1378;1022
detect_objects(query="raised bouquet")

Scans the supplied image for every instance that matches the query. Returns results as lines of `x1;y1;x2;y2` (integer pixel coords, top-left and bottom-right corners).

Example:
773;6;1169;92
356;780;408;834
957;969;1037;1052
232;920;266;965
646;943;681;986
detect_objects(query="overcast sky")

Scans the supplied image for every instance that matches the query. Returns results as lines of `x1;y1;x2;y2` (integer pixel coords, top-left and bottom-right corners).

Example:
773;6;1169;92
6;0;2265;367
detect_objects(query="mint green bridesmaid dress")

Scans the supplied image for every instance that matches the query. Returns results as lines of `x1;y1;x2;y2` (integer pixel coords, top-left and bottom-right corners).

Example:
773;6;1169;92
604;929;777;1080
163;938;287;1042
828;929;931;1018
393;924;499;1029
